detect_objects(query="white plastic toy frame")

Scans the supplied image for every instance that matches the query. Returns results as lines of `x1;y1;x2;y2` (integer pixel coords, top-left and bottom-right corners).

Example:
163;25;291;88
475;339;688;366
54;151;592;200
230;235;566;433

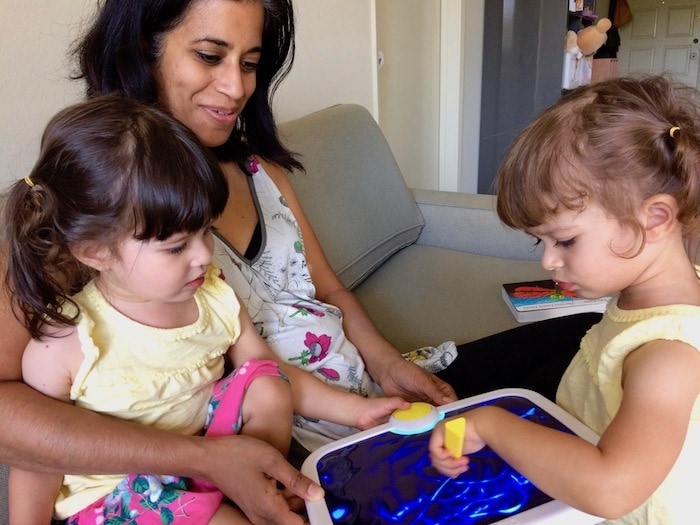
302;388;602;525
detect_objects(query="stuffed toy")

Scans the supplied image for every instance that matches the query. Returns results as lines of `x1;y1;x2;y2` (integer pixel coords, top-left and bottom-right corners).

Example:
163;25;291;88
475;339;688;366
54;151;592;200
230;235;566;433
577;17;612;56
563;17;612;89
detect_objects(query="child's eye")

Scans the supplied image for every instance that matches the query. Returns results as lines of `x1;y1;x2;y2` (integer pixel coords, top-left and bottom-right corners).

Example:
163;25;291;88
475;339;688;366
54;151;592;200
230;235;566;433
168;243;187;255
555;238;576;248
531;237;542;247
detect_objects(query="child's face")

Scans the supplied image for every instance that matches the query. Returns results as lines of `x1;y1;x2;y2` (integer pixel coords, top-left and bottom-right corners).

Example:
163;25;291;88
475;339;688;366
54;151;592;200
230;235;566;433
526;203;644;300
99;227;215;307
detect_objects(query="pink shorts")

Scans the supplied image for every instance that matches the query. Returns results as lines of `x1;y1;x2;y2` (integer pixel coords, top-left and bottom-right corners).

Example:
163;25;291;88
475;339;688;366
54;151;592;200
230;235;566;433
65;359;286;524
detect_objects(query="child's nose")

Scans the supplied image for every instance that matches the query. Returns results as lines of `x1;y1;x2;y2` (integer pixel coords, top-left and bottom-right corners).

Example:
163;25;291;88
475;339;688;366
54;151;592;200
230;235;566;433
540;246;561;271
192;238;214;267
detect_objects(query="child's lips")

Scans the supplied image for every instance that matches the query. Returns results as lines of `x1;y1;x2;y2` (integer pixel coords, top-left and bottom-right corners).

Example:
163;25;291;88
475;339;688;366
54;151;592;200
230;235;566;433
556;281;576;292
186;275;205;288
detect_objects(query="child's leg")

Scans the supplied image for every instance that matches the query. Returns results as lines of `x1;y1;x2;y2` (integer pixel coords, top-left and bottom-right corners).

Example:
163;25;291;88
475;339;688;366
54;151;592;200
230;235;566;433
8;467;62;525
205;359;293;455
239;373;294;455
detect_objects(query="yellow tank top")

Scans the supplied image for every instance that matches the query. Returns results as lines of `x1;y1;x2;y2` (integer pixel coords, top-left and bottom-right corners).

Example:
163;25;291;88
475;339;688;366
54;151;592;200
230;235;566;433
557;299;700;524
54;264;241;519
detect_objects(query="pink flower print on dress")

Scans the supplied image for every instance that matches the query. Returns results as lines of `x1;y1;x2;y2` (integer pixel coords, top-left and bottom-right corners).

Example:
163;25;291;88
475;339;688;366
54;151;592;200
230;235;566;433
318;367;340;381
304;332;331;363
288;332;331;366
290;303;326;318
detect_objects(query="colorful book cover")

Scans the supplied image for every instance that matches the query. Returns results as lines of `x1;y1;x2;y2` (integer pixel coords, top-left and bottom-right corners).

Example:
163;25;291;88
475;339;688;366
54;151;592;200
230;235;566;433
501;279;610;322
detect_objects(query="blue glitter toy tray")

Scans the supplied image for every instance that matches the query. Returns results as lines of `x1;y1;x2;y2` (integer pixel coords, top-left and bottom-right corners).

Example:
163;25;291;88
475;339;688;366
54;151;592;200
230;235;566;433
302;388;601;524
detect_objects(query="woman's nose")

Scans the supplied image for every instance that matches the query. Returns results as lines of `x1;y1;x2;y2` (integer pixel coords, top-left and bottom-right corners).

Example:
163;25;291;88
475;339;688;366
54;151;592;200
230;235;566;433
215;64;245;101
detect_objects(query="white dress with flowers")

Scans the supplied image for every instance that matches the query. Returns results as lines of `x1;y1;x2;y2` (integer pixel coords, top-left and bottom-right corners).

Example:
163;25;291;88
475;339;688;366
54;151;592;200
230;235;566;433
213;160;383;451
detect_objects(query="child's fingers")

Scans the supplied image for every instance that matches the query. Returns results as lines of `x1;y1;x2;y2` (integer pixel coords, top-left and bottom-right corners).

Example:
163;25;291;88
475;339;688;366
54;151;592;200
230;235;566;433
431;455;469;478
357;397;411;429
388;396;411;411
428;421;447;453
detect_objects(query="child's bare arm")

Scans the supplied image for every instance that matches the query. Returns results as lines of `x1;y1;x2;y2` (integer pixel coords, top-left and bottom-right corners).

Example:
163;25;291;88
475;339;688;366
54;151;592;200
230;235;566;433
431;339;699;519
9;468;63;525
229;300;409;429
21;326;82;403
9;327;80;524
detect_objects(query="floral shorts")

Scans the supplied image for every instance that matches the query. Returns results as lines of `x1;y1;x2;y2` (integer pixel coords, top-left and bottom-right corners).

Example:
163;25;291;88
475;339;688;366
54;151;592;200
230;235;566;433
65;359;286;524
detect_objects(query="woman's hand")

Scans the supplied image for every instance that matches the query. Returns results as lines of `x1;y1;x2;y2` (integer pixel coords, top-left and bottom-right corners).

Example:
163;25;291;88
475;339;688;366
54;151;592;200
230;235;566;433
203;434;324;524
376;358;457;406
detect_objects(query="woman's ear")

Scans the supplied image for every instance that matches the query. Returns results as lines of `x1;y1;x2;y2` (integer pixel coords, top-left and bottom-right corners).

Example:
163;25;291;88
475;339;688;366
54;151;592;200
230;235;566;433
70;242;113;272
640;194;678;242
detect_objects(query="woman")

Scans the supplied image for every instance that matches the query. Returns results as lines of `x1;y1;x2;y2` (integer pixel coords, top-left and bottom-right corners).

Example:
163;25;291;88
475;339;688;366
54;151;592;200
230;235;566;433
74;0;457;454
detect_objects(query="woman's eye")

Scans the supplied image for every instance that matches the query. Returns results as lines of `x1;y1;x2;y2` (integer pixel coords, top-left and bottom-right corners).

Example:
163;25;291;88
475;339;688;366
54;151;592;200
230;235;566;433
241;60;259;72
196;52;220;65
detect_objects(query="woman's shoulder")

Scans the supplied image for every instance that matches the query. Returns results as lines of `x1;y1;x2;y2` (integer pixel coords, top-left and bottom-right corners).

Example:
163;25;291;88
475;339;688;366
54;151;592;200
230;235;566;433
255;157;293;191
254;157;308;218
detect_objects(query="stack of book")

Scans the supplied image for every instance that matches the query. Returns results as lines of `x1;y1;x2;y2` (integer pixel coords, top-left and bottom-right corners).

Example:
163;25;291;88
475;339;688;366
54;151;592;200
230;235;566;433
502;279;610;323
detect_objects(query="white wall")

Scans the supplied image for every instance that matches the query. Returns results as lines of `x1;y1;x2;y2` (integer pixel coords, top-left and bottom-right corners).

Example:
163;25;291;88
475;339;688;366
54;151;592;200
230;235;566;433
275;0;377;122
0;0;93;189
0;0;377;190
376;0;441;191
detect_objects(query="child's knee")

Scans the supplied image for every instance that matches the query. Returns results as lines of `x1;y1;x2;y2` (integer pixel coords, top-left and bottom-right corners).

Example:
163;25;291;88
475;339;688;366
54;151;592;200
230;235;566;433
244;374;293;418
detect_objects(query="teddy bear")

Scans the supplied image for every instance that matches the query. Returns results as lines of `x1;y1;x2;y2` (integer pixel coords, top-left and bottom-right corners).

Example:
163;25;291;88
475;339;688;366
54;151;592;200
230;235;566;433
563;17;612;90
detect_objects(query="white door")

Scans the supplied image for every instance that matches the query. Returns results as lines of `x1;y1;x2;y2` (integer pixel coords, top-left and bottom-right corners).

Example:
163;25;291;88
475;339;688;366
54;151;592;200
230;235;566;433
618;0;700;89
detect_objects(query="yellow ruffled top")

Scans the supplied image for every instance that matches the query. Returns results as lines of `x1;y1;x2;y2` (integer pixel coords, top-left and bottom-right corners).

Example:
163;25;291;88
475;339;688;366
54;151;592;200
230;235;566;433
557;297;700;524
54;264;241;519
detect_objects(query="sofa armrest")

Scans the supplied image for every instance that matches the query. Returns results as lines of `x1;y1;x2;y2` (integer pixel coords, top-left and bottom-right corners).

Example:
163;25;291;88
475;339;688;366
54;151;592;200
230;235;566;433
411;189;541;262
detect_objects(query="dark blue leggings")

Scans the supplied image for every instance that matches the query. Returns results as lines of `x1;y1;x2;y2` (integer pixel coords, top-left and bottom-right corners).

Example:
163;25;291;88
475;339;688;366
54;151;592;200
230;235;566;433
436;312;602;402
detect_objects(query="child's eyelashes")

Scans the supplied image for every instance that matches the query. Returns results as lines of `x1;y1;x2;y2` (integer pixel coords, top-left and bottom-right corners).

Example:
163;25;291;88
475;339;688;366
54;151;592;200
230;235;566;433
555;238;576;248
529;237;576;248
168;243;187;255
162;226;212;255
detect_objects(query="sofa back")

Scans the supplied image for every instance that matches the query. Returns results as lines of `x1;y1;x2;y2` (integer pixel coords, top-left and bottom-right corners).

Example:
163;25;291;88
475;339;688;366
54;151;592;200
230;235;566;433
279;104;425;289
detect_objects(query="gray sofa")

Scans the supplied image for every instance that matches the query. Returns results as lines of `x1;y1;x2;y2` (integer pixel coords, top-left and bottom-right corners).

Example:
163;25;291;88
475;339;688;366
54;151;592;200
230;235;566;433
281;103;548;350
0;103;548;522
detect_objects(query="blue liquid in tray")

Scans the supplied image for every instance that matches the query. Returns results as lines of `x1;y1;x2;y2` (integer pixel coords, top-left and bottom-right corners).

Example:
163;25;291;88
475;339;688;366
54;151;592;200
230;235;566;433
316;395;573;524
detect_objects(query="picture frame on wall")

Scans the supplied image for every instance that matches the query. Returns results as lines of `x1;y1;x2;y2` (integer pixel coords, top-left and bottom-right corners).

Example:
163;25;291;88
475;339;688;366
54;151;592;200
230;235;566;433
569;0;596;14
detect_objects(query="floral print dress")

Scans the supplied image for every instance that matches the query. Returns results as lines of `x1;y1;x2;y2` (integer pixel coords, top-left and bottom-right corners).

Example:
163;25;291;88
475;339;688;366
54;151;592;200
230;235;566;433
213;160;383;451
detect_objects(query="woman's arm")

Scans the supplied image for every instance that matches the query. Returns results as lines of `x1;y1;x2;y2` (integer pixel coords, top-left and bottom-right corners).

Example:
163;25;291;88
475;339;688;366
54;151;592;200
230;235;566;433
0;288;322;524
431;339;700;519
264;163;456;405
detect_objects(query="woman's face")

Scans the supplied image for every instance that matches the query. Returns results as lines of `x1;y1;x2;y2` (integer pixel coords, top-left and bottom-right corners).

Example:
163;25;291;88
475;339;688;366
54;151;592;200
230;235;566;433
154;0;264;147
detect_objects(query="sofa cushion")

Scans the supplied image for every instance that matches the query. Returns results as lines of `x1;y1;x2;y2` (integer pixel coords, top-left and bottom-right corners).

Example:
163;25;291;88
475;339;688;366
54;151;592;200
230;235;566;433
279;104;425;289
353;244;548;351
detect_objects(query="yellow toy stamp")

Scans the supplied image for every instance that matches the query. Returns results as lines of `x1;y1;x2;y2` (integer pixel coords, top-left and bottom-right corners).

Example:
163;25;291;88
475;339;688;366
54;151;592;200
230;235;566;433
444;417;466;458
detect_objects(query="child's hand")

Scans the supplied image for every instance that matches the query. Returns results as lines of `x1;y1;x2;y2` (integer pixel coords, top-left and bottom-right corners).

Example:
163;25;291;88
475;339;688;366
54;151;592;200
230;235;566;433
429;416;485;478
355;396;410;430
